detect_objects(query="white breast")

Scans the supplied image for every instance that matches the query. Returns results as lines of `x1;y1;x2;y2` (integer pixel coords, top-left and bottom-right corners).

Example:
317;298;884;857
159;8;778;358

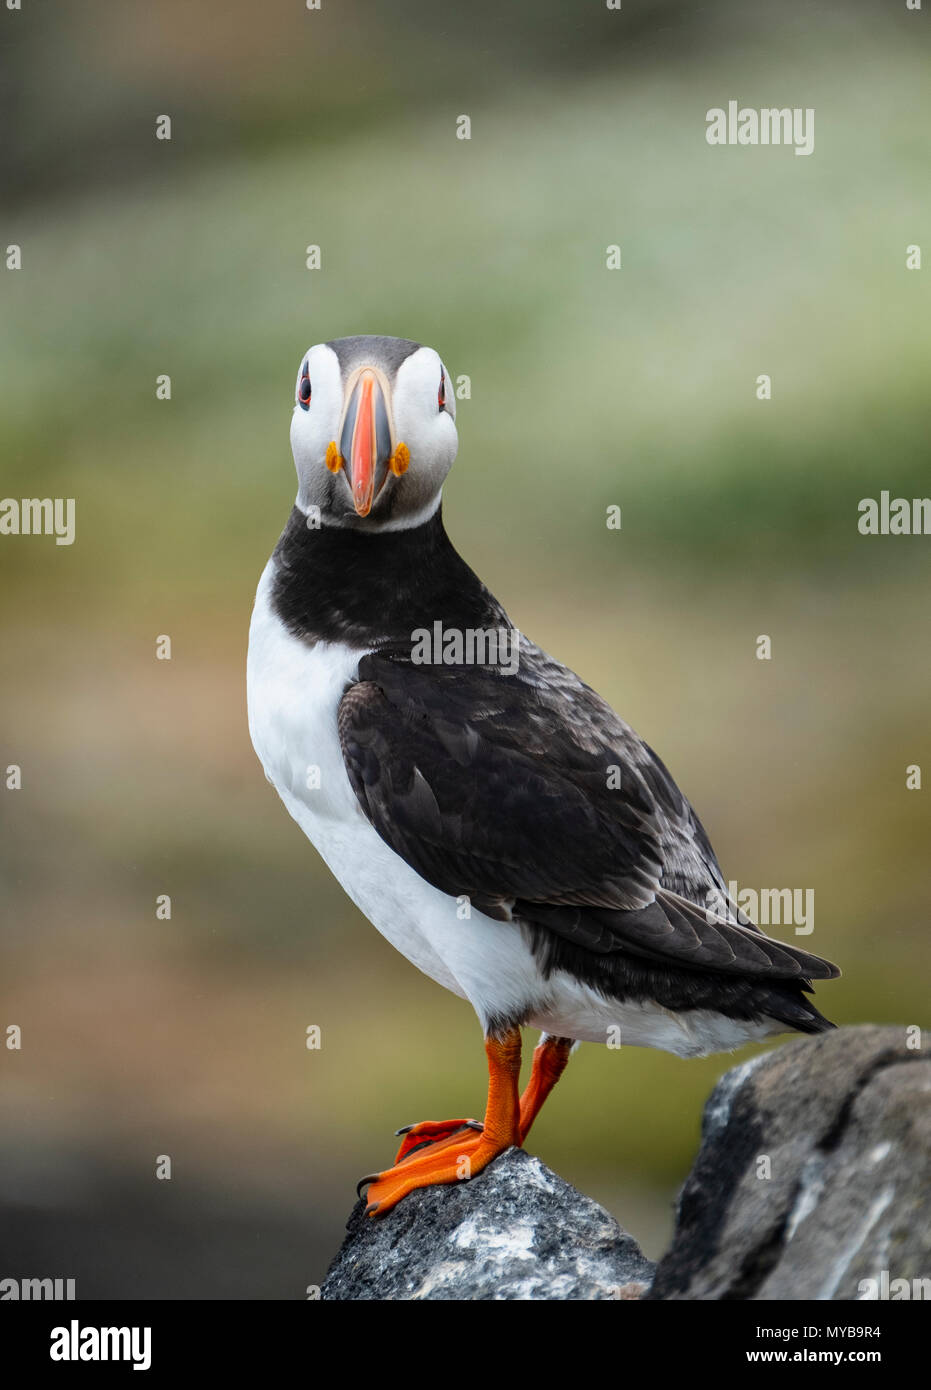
246;561;777;1057
247;561;546;1024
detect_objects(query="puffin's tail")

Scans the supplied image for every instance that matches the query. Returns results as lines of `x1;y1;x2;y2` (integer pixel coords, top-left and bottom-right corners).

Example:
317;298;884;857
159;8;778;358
763;981;837;1036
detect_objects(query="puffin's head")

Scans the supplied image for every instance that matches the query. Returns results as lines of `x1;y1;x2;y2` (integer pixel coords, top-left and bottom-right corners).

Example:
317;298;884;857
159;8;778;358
289;335;457;529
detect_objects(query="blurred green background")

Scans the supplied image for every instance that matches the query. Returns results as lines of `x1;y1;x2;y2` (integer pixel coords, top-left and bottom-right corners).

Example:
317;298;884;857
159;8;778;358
2;0;929;1297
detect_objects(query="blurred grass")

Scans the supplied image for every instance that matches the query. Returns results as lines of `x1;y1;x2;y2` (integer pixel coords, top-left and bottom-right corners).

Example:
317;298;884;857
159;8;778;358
2;0;930;1286
2;21;930;610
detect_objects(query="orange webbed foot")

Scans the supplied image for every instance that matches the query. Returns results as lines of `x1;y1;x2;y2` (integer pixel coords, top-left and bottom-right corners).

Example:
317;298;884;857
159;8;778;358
360;1127;512;1217
392;1118;483;1163
359;1029;524;1217
355;1032;574;1218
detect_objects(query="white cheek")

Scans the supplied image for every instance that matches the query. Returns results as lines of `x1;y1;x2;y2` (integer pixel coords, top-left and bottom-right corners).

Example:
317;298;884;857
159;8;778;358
289;408;313;464
290;390;341;461
289;411;326;490
437;417;458;470
396;410;457;470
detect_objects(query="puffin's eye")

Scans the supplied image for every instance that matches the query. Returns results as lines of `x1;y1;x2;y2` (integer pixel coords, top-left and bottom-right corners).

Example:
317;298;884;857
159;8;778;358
298;363;311;410
437;370;446;411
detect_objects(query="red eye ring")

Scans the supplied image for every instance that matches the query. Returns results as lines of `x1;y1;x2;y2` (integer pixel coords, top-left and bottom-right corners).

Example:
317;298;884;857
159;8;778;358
298;363;311;410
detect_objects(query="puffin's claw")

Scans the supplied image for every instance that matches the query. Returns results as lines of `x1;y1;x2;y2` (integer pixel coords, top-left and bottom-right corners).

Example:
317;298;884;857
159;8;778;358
391;1117;485;1163
356;1173;380;1198
363;1130;511;1217
395;1119;482;1137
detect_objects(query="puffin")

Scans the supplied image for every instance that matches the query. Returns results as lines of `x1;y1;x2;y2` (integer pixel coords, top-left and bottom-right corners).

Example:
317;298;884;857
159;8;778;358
247;335;839;1217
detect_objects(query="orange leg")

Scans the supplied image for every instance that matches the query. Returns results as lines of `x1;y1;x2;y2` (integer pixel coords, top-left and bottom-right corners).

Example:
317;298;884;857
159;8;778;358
361;1033;575;1216
359;1028;523;1217
518;1035;573;1143
388;1033;574;1162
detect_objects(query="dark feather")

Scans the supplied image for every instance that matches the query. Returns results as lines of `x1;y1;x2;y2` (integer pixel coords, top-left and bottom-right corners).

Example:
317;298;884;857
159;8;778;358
338;645;840;1021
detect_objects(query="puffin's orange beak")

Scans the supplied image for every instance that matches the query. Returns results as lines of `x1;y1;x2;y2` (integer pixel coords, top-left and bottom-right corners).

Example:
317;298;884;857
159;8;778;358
339;369;392;517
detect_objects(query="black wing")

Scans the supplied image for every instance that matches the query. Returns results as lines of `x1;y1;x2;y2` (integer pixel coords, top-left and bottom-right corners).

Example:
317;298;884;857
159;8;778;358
338;643;838;982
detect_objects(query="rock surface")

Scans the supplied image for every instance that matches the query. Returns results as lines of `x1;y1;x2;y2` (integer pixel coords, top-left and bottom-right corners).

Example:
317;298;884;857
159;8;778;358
321;1148;655;1300
322;1026;929;1301
648;1024;930;1300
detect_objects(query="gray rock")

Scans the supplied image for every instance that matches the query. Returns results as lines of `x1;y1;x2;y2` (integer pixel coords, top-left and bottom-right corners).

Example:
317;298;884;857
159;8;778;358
321;1147;654;1301
321;1026;929;1301
648;1024;931;1300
